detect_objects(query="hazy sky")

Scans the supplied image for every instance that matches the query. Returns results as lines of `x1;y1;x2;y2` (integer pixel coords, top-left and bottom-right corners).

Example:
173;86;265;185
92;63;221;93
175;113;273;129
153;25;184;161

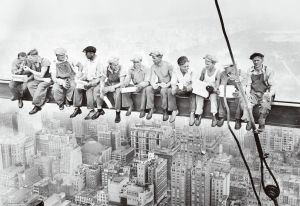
0;0;299;101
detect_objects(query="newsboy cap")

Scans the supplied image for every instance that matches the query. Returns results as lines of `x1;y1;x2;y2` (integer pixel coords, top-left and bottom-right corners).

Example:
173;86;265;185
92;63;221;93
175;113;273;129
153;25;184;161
249;52;264;60
82;46;96;53
54;48;67;55
203;54;217;63
130;55;143;62
149;50;163;57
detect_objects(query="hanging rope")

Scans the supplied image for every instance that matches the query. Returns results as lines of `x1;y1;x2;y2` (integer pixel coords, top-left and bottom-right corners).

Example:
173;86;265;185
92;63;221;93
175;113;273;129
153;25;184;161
213;0;280;205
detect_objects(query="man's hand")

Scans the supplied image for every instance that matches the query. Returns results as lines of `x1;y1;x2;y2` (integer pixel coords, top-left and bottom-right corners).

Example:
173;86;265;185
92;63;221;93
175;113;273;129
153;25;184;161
23;66;31;72
160;82;168;88
63;79;71;89
43;78;52;84
215;88;220;95
152;84;159;90
84;83;92;90
171;88;177;95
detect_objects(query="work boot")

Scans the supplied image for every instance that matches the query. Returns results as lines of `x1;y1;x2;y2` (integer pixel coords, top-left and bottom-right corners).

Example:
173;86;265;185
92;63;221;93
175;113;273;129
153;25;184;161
169;110;178;123
84;109;95;120
70;107;82;118
29;106;41;115
195;114;202;126
146;108;154;120
126;106;133;116
217;118;225;127
11;96;17;101
258;117;266;132
18;99;23;108
115;111;121;123
211;115;217;127
139;110;146;118
91;109;105;120
234;119;242;130
59;103;64;110
162;110;169;121
189;113;195;126
246;121;252;131
65;99;72;107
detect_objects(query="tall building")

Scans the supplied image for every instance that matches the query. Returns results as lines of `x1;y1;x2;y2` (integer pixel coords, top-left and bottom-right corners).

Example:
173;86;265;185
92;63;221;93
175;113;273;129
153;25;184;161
86;164;102;189
81;140;112;165
111;146;135;165
191;160;211;206
171;157;191;206
130;123;175;159
147;155;168;204
210;171;230;206
60;145;82;175
98;130;121;151
0;112;18;135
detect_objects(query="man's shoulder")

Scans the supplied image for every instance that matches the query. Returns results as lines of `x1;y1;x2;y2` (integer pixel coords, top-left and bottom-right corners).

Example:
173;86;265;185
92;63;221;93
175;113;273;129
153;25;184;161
41;57;51;66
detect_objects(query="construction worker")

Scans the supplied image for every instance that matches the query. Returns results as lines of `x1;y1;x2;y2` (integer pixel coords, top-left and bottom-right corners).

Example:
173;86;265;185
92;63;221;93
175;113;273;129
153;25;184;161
168;56;196;124
99;57;126;123
70;46;105;120
216;64;243;129
122;56;150;117
9;52;33;108
241;52;275;132
193;54;220;127
24;49;52;115
146;50;173;121
50;48;82;110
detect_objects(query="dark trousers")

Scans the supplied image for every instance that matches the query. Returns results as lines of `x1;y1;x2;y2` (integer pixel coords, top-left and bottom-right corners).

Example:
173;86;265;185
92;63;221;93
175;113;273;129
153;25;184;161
73;86;101;109
167;87;196;112
9;81;27;99
218;97;242;119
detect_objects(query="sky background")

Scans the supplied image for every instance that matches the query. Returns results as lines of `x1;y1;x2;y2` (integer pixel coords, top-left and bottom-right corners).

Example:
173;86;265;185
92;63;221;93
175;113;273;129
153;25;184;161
0;0;299;101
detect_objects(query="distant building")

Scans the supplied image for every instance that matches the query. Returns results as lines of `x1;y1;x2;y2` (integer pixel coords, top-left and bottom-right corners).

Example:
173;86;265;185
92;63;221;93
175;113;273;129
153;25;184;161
86;164;102;189
111;146;134;165
210;171;230;206
74;189;97;205
60;145;82;175
97;189;109;206
81;139;111;165
33;177;50;198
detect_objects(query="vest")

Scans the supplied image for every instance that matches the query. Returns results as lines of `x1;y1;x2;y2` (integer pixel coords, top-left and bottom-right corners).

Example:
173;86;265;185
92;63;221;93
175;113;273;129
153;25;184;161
106;65;121;86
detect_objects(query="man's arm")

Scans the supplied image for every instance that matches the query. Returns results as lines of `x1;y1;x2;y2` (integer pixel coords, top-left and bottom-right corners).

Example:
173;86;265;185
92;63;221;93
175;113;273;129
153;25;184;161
11;60;23;75
267;67;275;96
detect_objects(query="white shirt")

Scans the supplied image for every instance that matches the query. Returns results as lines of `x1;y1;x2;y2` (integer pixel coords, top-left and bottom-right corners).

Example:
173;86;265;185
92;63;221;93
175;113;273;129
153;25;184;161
82;55;105;81
171;68;193;87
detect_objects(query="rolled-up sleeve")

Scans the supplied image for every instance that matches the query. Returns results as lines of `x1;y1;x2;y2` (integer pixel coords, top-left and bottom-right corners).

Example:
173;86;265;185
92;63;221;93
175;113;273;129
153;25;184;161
96;61;105;78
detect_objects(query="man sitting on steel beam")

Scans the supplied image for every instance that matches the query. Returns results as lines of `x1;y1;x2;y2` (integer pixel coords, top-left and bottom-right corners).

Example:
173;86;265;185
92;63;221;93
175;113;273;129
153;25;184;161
121;55;150;117
216;64;243;129
145;50;174;121
241;52;275;132
9;52;33;108
168;56;195;124
70;46;106;120
24;49;52;114
50;48;82;110
99;57;126;123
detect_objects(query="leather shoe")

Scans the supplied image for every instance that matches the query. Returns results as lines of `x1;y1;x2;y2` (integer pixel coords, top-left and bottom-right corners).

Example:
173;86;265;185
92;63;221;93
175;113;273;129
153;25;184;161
11;96;18;101
70;107;82;118
139;110;146;118
246;122;252;131
91;109;105;120
162;110;169;121
146;108;154;120
59;104;64;110
189;113;195;126
169;110;178;123
29;106;41;115
18;99;23;108
84;110;95;120
211;115;217;127
115;111;121;123
195;114;202;126
126;107;132;116
234;119;242;130
217;118;225;127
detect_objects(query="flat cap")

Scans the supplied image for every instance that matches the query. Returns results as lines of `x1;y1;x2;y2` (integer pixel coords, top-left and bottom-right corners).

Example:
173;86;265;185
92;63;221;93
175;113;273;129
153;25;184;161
249;52;264;60
27;49;38;56
82;46;96;53
149;50;163;57
130;55;143;62
203;54;217;63
54;48;67;55
108;57;119;65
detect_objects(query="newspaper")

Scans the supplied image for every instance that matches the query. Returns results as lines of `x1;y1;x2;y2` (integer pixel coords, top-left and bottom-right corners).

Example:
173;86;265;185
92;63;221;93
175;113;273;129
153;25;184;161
192;80;209;98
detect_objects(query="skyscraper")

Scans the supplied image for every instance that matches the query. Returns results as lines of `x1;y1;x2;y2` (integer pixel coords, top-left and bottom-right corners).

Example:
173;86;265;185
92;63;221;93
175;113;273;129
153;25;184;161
210;171;230;206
